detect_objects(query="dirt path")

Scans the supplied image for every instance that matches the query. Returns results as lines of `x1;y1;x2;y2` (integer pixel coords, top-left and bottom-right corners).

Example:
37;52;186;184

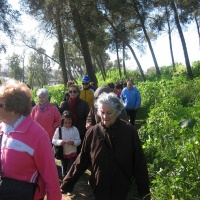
61;173;94;200
55;165;94;200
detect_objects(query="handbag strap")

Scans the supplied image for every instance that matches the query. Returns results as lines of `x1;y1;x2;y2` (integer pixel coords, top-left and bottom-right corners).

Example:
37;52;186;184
0;133;3;176
58;127;62;139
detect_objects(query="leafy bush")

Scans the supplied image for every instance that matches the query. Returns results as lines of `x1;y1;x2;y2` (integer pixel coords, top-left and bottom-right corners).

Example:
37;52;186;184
139;77;200;199
191;60;200;77
32;84;65;107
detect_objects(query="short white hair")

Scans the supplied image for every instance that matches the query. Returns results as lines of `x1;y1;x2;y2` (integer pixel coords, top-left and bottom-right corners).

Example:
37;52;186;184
95;92;124;117
36;88;49;97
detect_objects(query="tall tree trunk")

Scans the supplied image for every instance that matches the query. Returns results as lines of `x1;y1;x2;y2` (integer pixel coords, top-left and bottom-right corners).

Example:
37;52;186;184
99;55;107;79
132;0;161;75
65;43;74;81
122;42;127;78
55;8;68;86
194;11;200;48
96;57;106;81
116;40;122;78
170;0;193;79
166;6;176;71
69;0;97;85
126;43;146;82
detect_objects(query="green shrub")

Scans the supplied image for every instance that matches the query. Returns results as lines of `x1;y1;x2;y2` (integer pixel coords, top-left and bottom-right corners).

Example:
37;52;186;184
139;77;200;199
32;84;65;107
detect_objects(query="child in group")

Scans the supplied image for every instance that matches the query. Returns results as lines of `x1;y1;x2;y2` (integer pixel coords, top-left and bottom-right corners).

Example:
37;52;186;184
52;110;81;179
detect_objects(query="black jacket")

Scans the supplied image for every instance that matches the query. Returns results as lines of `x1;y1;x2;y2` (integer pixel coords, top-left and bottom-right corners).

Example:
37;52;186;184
59;97;89;136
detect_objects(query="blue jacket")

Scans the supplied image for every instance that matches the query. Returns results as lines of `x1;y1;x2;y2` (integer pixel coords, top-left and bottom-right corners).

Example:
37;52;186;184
120;87;141;110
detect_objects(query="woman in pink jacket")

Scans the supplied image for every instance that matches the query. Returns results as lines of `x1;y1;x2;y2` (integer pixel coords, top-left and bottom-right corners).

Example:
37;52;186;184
31;88;61;141
0;80;61;200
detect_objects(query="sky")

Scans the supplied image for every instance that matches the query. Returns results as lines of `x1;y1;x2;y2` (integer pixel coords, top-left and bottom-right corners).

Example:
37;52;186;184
1;1;199;72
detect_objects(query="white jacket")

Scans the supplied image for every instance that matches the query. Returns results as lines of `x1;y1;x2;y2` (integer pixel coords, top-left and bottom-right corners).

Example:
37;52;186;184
52;126;81;155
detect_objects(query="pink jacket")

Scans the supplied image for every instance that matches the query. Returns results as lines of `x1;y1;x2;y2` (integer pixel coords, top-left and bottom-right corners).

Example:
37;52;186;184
0;115;62;200
31;103;61;140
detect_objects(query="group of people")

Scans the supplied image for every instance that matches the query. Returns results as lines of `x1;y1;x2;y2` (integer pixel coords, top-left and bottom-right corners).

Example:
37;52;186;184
108;79;141;127
0;75;150;200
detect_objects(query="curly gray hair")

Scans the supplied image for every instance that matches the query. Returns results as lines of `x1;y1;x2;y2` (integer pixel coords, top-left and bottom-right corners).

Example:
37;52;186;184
95;92;124;117
36;88;49;97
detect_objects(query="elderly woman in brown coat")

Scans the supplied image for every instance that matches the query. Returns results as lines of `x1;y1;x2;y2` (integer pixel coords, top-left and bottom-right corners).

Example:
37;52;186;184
61;92;150;200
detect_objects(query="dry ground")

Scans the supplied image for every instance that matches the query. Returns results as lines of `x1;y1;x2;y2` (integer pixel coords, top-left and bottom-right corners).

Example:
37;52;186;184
52;161;94;200
60;171;94;200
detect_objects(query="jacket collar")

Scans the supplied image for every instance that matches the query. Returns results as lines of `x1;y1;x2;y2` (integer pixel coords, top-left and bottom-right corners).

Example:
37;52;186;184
1;115;26;134
101;117;120;130
1;115;34;134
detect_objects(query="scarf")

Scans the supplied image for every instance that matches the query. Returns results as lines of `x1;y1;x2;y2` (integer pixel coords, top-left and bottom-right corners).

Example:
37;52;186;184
69;97;78;124
38;101;50;112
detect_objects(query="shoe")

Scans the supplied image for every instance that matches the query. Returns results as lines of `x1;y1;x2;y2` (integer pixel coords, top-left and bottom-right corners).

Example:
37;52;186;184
67;192;73;196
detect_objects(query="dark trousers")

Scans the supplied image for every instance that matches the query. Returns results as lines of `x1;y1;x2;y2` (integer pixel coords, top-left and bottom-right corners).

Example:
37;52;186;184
61;157;76;178
126;109;138;126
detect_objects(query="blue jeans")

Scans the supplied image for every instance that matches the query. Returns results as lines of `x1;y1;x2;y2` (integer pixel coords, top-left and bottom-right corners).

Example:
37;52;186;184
61;157;76;178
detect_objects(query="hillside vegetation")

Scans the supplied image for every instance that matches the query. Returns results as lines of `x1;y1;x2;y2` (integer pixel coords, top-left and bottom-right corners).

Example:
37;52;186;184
33;62;200;199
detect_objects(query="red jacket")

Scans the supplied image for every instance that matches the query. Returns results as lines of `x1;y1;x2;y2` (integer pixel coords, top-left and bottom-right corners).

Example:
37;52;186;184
31;103;61;140
0;115;62;200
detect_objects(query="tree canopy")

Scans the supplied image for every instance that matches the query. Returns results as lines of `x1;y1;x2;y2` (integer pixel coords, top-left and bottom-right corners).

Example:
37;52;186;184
0;0;21;52
1;0;199;85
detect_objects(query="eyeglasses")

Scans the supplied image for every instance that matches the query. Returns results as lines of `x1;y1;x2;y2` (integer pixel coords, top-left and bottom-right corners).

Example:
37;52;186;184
69;90;77;94
82;83;89;85
0;104;5;108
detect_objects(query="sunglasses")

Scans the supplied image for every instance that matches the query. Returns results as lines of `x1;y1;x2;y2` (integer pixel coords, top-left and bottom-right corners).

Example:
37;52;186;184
0;103;5;108
69;90;77;94
82;83;89;85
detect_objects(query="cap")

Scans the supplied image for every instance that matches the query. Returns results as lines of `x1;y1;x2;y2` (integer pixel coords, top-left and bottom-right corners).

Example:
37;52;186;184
82;75;90;83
